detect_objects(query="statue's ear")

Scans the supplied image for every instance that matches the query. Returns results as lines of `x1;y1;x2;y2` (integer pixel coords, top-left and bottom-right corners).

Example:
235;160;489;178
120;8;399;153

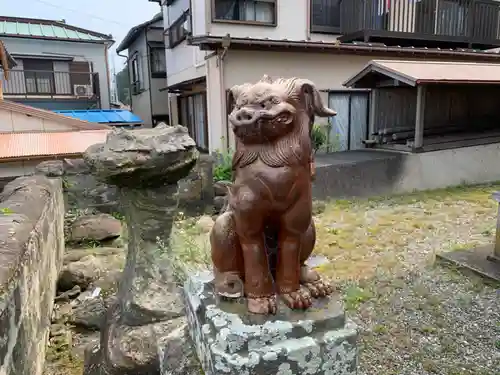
285;78;337;118
227;83;252;114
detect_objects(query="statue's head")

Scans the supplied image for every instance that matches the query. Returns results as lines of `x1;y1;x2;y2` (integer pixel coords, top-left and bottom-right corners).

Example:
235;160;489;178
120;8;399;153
227;75;336;145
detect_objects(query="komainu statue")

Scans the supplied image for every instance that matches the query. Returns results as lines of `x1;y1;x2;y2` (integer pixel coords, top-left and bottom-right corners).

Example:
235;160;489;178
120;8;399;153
210;75;337;315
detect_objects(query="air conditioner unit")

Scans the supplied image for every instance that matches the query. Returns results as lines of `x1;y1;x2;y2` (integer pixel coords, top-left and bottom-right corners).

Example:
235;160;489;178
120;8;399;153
73;84;93;98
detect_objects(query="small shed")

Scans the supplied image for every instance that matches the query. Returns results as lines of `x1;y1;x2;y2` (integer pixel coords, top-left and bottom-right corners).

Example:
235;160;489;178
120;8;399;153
53;109;143;129
343;60;500;152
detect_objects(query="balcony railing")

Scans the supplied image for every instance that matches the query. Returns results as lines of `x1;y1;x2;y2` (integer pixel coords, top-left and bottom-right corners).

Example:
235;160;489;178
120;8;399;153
2;70;100;99
313;0;500;49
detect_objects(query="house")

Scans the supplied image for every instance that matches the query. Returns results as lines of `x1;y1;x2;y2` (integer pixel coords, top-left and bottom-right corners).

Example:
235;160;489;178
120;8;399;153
0;99;110;185
158;0;500;153
116;12;169;127
0;16;114;111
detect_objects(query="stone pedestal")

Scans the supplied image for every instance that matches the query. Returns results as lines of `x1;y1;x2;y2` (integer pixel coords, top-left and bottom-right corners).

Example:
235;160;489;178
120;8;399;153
183;271;358;375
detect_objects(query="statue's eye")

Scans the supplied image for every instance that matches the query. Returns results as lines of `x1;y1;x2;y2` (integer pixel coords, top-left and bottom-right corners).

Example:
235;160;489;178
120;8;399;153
260;102;266;108
271;97;280;104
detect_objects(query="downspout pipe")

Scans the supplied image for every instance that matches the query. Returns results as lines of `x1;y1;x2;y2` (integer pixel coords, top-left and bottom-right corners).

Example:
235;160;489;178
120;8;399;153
116;50;133;110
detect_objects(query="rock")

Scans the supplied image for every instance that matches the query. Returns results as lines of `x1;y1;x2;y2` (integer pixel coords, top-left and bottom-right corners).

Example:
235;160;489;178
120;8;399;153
70;214;122;242
36;160;64;177
55;285;81;302
70;297;106;331
52;302;73;324
58;252;125;292
213;180;231;196
84;125;198;188
213;195;228;214
157;317;203;375
64;247;124;265
195;215;214;233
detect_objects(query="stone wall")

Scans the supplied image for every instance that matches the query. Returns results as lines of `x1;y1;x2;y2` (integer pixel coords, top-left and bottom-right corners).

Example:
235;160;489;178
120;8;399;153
0;176;65;375
36;154;214;217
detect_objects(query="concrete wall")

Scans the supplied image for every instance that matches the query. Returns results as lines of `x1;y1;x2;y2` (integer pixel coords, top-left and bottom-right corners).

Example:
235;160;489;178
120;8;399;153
2;37;111;109
312;144;500;200
0;176;65;375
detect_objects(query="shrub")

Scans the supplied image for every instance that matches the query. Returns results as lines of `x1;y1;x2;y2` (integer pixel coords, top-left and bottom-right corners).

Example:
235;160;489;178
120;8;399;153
213;146;234;182
311;124;328;153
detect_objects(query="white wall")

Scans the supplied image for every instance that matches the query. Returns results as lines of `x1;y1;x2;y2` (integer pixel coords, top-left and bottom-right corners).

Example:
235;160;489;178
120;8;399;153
147;23;169;118
207;0;339;42
163;0;207;88
128;32;152;125
2;37;111;108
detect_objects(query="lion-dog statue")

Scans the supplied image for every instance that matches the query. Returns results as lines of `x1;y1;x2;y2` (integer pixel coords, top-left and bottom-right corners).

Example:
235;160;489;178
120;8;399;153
210;75;337;315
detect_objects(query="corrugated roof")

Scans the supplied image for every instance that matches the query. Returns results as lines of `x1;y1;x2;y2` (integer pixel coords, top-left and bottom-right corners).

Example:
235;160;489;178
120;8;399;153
53;109;143;124
0;130;109;160
116;12;162;53
0;16;113;43
0;100;110;131
343;60;500;88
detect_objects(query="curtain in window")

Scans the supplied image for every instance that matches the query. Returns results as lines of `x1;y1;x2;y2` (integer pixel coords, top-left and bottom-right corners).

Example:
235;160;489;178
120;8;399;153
242;1;274;22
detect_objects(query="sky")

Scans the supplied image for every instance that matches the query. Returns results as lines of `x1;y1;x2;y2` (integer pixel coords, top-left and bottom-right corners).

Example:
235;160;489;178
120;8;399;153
2;0;161;71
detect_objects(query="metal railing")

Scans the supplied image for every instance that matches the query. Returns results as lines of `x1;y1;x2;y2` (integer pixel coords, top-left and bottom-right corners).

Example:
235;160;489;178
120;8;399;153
314;0;500;43
2;70;100;98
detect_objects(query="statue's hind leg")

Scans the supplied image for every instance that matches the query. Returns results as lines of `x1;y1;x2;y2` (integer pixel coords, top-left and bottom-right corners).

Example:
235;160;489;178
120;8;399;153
210;211;245;298
299;220;335;298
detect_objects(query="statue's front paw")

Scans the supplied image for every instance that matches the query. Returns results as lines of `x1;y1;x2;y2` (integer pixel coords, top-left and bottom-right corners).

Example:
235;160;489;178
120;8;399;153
247;295;278;315
280;287;312;310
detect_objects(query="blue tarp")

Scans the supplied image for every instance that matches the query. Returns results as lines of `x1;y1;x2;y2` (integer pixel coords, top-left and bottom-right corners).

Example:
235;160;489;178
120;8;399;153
53;109;143;125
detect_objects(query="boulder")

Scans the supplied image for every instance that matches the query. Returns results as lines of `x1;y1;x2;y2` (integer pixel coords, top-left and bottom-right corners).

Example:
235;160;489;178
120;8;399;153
70;297;106;331
58;252;125;292
70;214;122;242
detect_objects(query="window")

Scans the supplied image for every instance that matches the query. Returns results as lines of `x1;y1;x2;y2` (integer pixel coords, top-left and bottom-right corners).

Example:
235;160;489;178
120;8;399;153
23;59;55;94
130;54;142;94
179;92;209;152
311;0;341;33
213;0;277;25
150;47;166;78
168;12;189;48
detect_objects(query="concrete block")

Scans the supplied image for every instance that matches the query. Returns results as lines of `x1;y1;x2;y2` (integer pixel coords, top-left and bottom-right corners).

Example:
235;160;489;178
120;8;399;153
183;271;359;375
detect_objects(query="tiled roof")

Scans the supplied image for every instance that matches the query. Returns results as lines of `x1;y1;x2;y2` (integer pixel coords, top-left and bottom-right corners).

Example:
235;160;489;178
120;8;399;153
0;130;109;160
0;100;111;131
0;16;113;43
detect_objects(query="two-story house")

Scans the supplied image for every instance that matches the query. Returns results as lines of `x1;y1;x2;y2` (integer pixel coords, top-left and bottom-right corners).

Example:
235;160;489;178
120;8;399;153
157;0;500;153
116;12;170;127
0;16;113;111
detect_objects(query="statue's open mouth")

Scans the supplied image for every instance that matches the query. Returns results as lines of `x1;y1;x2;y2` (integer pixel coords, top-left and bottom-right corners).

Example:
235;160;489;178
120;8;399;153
229;105;295;144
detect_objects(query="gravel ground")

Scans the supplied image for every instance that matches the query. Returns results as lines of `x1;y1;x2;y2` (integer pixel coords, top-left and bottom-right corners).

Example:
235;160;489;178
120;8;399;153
313;184;500;375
